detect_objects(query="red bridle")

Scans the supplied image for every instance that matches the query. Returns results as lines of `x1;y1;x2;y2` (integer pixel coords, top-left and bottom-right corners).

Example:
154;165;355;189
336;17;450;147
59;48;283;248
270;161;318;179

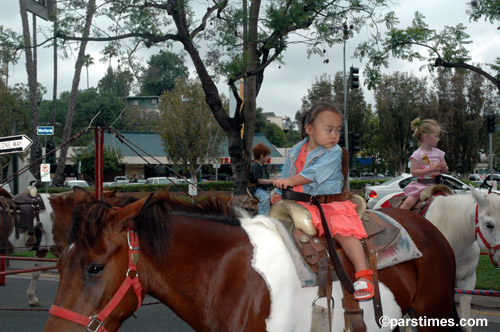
474;205;500;269
48;229;143;332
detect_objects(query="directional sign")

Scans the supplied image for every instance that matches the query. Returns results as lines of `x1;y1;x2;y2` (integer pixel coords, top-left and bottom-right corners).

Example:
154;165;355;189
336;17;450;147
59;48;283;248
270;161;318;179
37;126;54;135
0;135;33;155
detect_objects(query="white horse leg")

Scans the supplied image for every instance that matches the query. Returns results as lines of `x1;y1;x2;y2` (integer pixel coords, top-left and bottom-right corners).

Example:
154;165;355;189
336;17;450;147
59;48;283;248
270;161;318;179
26;263;41;306
455;247;480;332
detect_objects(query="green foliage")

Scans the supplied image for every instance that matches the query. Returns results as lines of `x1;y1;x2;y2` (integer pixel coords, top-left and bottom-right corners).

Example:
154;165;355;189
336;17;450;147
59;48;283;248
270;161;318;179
158;78;226;180
467;0;500;24
76;145;124;179
140;51;189;96
475;254;500;290
97;66;134;97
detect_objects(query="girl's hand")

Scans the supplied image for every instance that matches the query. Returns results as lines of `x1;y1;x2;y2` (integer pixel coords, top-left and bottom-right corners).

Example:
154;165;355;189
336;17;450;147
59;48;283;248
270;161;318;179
273;178;292;189
439;161;448;173
271;194;282;204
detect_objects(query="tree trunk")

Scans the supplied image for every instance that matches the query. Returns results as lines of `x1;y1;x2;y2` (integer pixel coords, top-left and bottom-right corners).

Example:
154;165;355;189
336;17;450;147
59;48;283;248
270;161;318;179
19;0;41;182
53;0;96;186
51;15;58;128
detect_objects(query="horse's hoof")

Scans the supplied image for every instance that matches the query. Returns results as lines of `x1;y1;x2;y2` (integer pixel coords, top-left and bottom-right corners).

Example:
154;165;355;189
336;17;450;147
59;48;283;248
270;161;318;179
29;299;41;307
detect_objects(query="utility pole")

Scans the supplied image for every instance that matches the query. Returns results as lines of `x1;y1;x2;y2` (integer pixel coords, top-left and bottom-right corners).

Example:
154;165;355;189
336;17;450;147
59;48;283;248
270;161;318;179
342;23;349;153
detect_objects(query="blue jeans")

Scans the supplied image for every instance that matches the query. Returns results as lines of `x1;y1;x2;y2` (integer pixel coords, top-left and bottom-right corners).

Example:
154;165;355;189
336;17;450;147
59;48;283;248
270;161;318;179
254;187;271;215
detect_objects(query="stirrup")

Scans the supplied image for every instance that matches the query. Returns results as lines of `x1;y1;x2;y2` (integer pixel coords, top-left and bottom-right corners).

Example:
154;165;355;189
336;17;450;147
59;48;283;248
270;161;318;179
353;269;374;301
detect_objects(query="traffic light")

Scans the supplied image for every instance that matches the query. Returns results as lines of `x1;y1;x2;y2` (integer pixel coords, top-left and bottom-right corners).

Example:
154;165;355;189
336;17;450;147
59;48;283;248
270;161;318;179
349;66;359;89
349;132;360;153
46;141;56;164
486;115;496;133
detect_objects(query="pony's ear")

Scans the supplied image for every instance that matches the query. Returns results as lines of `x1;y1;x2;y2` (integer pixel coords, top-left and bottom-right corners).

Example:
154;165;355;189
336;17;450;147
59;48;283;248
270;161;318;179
114;195;149;223
73;186;94;204
470;185;488;207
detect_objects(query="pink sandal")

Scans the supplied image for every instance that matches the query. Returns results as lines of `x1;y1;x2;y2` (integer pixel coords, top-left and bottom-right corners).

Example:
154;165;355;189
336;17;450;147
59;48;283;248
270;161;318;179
353;269;375;301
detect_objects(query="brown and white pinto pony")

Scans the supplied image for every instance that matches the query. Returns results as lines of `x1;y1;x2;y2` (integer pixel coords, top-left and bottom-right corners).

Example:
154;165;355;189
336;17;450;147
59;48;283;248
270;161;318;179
0;187;136;306
44;188;462;332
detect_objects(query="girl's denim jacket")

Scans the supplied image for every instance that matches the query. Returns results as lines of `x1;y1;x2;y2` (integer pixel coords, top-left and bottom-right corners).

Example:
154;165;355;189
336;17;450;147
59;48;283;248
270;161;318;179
275;138;344;196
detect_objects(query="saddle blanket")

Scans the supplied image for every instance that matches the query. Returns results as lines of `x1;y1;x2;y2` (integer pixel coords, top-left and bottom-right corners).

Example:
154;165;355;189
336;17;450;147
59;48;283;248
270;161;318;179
270;209;423;288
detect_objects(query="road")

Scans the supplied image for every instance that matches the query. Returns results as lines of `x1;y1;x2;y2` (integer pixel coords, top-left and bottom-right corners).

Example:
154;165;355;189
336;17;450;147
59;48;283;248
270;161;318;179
1;272;499;331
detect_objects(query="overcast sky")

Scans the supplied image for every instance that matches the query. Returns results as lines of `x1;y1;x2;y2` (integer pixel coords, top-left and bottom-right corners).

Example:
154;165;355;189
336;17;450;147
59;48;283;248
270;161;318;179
1;1;499;121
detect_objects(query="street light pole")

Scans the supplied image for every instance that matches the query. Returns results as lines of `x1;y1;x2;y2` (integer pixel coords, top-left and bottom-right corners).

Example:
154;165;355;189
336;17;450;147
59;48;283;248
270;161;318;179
343;23;349;153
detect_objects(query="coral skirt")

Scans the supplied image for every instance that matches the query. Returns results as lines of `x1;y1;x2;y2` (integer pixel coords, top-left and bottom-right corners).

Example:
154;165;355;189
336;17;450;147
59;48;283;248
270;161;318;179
297;200;367;239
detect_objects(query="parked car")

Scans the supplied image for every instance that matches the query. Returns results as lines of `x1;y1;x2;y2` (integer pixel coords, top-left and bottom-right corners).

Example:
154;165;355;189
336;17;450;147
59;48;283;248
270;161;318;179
146;177;176;185
468;174;483;186
113;176;129;184
365;173;490;209
63;180;90;188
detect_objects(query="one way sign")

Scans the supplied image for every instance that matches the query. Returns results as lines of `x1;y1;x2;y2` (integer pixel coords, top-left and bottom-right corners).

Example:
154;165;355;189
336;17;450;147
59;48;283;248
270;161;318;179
0;135;33;155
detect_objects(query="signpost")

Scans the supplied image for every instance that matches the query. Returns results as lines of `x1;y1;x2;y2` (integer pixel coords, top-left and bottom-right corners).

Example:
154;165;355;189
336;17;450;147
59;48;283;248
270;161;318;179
0;135;33;155
40;163;51;182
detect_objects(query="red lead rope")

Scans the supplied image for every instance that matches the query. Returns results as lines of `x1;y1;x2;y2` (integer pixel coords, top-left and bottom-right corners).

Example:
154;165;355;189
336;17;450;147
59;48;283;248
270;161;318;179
49;229;143;332
474;205;500;269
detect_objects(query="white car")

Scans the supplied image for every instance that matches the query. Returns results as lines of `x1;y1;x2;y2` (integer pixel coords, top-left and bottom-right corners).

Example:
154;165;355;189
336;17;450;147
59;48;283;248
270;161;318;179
63;180;90;188
365;173;488;209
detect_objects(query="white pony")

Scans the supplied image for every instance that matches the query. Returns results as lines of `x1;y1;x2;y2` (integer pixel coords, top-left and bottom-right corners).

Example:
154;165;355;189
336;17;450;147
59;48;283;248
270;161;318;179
375;186;500;332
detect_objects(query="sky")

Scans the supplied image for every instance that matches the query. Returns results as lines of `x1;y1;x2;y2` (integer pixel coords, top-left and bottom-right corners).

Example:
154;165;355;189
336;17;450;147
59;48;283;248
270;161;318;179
1;0;499;121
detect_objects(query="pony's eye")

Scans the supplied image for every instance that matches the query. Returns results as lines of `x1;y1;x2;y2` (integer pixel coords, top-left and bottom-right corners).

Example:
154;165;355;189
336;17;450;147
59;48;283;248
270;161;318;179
485;222;495;230
87;264;104;276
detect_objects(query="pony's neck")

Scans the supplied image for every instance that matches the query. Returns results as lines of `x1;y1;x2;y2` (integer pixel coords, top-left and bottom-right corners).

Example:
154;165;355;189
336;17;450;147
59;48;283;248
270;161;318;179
141;215;259;331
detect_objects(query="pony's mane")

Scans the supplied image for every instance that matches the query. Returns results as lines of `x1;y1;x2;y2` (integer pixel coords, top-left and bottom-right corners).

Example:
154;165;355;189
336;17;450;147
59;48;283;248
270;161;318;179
68;191;239;264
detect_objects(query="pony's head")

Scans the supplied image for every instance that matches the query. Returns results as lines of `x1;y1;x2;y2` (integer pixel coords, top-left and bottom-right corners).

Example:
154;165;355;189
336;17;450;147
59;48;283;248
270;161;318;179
44;187;151;332
471;186;500;268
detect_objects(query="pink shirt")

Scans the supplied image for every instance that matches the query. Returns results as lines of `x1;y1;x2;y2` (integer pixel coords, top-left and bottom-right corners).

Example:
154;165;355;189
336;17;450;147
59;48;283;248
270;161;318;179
410;147;445;179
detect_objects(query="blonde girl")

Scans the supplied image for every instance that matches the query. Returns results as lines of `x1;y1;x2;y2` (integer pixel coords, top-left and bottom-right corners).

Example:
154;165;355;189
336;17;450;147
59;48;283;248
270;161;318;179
400;117;448;210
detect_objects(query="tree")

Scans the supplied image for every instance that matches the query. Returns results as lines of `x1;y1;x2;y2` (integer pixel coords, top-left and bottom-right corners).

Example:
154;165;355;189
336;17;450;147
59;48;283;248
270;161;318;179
52;0;97;186
374;72;429;174
355;6;500;92
97;66;133;97
158;78;226;181
54;0;390;194
429;68;489;176
0;26;23;87
74;145;124;180
83;54;94;89
140;51;189;96
19;0;42;180
0;78;30;179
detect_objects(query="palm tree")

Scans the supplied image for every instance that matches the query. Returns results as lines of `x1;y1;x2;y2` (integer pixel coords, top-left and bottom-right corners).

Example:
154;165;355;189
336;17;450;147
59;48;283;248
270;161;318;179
83;54;94;89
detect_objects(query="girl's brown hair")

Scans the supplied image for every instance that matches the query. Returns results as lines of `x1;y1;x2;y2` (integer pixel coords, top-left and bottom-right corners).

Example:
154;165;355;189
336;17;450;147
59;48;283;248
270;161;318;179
410;117;444;144
301;101;343;139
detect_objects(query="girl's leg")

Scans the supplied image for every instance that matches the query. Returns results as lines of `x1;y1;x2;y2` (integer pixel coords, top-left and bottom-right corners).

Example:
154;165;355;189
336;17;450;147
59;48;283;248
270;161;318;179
335;234;373;299
334;234;367;272
400;194;418;210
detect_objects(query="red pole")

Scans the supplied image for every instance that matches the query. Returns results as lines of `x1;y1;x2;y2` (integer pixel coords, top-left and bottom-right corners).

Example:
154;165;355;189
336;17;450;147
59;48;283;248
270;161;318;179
95;127;104;200
0;256;5;286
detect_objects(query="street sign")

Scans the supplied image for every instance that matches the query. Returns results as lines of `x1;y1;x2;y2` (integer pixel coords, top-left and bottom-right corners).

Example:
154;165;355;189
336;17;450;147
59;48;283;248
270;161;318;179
37;126;54;135
0;135;33;155
40;163;51;182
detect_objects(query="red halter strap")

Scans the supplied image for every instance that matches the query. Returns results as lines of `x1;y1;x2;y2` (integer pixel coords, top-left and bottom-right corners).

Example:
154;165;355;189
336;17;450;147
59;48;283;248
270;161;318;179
474;205;500;269
49;229;143;332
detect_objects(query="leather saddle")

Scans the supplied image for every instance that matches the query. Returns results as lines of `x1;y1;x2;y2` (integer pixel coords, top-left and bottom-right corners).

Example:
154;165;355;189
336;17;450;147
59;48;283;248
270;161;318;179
9;187;45;241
